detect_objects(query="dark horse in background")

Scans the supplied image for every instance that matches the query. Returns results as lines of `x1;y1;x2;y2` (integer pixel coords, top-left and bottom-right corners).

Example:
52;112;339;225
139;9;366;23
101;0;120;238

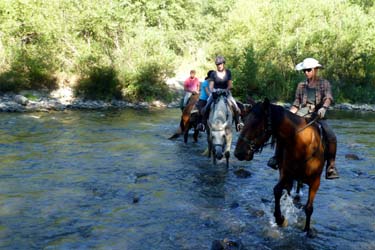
234;99;326;237
169;93;201;143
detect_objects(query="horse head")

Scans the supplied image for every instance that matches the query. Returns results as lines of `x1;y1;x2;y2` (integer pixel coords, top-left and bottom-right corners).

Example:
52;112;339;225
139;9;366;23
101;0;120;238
208;94;233;162
234;98;273;161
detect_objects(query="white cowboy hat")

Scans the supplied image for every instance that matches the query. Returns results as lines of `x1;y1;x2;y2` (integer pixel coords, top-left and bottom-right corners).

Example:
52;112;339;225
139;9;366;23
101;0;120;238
295;58;323;70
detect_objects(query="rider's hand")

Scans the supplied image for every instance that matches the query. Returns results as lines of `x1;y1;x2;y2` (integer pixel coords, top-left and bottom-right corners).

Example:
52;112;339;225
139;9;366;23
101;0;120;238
317;107;327;118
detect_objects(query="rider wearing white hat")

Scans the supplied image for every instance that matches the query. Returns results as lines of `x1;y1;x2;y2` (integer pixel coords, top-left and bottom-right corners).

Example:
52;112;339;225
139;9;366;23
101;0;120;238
268;57;339;179
295;57;323;71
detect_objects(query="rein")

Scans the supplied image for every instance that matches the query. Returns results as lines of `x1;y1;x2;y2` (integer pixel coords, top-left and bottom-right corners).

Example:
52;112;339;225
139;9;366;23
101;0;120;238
238;106;273;154
296;115;319;133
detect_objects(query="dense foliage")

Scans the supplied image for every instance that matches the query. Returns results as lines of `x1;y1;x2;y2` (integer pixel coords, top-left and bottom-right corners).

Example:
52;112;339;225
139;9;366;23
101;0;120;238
0;0;374;103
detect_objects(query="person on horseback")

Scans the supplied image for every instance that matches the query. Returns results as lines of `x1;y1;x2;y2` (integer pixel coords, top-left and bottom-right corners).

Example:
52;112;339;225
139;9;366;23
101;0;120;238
196;70;214;127
181;69;200;110
198;56;243;132
267;58;339;179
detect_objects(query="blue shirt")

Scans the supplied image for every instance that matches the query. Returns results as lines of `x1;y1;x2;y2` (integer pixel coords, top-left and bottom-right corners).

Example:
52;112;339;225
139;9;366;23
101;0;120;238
199;80;210;100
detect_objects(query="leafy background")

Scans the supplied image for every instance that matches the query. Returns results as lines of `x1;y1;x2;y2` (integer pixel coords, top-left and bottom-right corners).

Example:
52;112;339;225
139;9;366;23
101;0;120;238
0;0;374;103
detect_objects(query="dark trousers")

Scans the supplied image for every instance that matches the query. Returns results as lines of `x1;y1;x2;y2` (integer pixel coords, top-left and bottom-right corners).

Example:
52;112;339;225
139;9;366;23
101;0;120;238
196;99;207;125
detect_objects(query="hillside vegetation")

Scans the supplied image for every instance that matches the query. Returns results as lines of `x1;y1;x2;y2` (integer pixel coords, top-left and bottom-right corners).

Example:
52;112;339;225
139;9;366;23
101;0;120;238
0;0;374;103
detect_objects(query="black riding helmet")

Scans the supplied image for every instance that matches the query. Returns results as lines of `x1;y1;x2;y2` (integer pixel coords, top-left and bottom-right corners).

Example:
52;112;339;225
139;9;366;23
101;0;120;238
205;70;215;80
215;56;225;65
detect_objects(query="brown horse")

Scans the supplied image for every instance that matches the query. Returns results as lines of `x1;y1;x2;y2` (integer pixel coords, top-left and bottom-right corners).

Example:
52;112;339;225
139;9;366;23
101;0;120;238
169;93;201;143
234;99;325;237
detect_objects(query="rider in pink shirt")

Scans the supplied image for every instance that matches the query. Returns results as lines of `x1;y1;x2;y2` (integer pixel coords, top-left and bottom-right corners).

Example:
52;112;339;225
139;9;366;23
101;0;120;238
182;70;200;107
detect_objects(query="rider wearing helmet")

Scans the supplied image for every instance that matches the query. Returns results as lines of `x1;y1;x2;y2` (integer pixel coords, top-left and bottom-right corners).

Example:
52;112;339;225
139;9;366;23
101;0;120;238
198;56;243;132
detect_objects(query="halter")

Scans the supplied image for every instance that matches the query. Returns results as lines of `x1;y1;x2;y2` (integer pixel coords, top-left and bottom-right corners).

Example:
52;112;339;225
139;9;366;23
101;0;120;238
238;106;273;154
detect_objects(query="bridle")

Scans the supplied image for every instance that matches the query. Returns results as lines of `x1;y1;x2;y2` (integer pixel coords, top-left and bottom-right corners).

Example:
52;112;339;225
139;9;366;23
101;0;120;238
238;107;273;154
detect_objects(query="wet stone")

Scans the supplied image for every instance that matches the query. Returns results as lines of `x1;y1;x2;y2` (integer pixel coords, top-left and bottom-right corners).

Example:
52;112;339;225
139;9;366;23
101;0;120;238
230;201;240;209
132;196;140;204
245;206;265;218
261;198;271;204
345;153;360;160
211;238;245;250
233;168;251;178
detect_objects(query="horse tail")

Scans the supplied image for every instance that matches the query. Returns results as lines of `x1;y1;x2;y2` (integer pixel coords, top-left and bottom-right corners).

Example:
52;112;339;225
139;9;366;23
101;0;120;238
168;125;182;140
180;116;186;131
168;132;180;140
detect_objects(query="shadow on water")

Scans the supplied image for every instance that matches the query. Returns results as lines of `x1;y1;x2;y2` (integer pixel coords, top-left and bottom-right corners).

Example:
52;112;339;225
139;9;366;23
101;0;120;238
0;109;374;249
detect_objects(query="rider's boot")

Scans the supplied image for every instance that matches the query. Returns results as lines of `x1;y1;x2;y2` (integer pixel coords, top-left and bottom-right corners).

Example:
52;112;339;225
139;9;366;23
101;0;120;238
267;143;280;170
197;106;209;132
326;141;339;179
267;156;278;170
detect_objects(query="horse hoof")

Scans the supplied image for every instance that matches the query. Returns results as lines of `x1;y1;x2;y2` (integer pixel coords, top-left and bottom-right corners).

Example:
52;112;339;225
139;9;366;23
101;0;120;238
281;218;288;227
306;228;317;238
201;148;209;156
276;216;287;227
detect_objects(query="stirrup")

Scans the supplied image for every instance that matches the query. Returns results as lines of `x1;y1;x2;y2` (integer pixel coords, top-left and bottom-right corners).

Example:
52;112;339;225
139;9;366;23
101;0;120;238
236;122;244;132
197;123;205;132
267;156;278;170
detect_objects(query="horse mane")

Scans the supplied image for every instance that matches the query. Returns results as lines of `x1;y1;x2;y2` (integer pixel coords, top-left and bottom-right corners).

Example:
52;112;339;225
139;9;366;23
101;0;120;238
248;102;306;149
209;95;232;129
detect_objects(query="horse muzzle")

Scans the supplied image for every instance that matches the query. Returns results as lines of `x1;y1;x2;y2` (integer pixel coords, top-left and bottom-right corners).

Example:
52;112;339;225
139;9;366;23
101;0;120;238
234;145;254;161
214;144;224;160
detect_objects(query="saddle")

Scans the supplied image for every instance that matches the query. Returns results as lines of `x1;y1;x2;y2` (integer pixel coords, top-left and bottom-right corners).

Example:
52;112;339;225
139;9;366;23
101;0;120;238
305;113;325;146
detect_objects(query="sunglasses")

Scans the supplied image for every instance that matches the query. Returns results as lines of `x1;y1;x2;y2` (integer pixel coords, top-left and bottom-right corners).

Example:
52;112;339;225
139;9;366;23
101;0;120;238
303;68;313;73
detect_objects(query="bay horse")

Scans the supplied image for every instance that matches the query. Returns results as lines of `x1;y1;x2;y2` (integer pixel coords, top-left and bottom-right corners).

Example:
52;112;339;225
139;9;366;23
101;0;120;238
169;93;200;143
234;98;325;237
207;90;233;167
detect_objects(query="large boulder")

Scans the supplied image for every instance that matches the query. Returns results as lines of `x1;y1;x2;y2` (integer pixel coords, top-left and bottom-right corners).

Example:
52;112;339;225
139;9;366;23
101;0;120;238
14;95;29;106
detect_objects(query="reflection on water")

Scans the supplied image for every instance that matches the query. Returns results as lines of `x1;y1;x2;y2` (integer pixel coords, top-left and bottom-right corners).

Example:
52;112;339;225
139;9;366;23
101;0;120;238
0;109;374;249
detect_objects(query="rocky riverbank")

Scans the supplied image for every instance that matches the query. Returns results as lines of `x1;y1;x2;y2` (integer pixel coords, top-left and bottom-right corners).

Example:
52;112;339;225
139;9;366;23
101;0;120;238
1;82;375;112
0;92;181;112
0;78;184;112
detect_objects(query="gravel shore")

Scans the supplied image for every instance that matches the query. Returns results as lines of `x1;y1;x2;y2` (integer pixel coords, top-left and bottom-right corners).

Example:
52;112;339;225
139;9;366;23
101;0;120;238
1;81;374;113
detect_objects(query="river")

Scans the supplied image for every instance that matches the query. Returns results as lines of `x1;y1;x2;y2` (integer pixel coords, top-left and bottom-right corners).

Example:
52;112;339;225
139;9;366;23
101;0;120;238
0;109;374;250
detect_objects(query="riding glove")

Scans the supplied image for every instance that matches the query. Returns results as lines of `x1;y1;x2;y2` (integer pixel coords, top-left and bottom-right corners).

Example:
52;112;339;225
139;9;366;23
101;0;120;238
317;107;327;118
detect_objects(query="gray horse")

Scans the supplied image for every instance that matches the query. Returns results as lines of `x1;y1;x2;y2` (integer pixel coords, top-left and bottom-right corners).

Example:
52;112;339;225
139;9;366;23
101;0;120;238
207;91;233;167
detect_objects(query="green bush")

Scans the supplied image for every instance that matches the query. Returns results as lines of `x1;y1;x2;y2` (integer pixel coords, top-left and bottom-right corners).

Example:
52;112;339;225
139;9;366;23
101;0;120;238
0;48;57;92
122;62;174;103
75;66;122;100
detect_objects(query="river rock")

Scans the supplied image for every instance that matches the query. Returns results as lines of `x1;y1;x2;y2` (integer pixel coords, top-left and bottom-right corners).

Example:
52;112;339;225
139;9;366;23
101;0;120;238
345;153;360;160
234;168;251;178
1;87;375;112
230;201;240;209
132;196;140;204
211;238;244;250
14;95;29;106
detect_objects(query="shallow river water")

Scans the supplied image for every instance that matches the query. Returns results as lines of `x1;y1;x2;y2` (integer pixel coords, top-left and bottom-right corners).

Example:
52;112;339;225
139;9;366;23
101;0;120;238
0;108;374;250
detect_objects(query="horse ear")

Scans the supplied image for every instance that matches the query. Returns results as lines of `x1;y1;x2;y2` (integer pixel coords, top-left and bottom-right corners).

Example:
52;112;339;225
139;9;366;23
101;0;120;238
263;98;270;110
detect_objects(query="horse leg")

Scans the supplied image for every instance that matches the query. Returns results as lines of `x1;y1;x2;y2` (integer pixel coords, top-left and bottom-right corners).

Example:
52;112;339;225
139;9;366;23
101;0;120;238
183;128;189;143
207;129;212;158
225;131;231;168
193;128;199;142
273;179;287;227
225;151;230;168
293;180;303;207
304;178;320;238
